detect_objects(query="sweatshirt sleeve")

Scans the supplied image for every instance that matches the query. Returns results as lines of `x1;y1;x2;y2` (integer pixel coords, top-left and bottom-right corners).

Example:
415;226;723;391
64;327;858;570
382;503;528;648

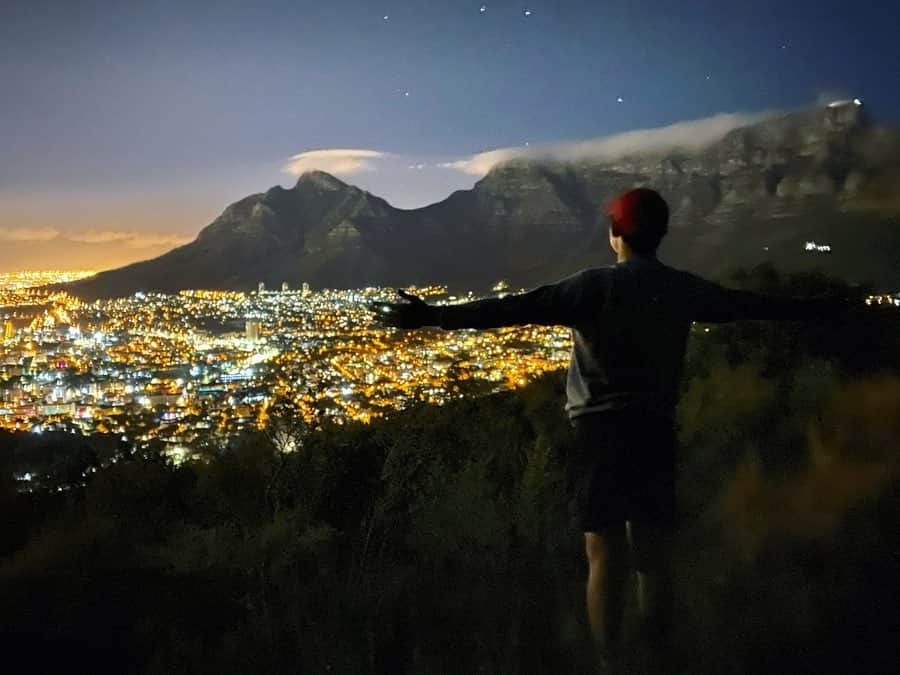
436;269;604;329
686;274;850;323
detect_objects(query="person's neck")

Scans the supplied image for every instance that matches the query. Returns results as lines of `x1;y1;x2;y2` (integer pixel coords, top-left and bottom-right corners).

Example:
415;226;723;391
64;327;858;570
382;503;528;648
617;249;656;263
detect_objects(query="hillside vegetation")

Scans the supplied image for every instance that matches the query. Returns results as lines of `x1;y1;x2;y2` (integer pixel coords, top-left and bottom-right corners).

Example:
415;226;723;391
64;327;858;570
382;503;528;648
4;268;900;674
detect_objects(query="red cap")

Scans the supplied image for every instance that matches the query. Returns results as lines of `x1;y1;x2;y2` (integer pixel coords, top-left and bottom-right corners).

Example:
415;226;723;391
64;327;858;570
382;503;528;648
605;188;668;238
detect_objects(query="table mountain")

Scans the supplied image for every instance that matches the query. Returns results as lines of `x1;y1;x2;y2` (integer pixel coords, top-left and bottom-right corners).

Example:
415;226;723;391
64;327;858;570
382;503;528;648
63;102;900;299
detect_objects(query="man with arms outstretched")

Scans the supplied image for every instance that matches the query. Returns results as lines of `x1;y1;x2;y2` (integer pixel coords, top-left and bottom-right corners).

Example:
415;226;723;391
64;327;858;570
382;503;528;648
370;188;846;672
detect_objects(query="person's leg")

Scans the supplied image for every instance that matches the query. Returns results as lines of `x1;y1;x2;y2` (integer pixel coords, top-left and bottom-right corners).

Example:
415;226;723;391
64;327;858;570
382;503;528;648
626;414;678;655
630;521;675;660
570;414;630;668
584;527;629;658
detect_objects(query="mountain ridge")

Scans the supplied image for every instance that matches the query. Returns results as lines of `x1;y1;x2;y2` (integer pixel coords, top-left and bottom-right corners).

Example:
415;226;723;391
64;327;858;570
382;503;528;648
62;103;900;299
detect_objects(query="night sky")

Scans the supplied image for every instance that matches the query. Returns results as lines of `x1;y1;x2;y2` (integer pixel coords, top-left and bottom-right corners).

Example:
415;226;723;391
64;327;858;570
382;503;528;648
2;0;899;270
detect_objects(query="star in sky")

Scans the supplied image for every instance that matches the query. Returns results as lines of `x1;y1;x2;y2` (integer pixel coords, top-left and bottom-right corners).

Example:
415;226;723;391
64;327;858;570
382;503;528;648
523;9;532;17
617;97;624;103
383;15;389;21
479;5;487;13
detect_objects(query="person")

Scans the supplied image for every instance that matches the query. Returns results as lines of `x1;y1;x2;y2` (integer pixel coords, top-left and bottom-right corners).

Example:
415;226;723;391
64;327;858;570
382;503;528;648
369;187;848;672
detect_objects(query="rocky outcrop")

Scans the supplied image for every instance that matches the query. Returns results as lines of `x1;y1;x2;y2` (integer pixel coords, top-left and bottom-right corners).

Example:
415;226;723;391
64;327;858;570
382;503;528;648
776;172;837;198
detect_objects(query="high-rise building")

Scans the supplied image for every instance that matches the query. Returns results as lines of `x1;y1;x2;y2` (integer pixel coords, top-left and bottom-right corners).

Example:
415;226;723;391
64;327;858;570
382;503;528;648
3;320;14;341
281;281;289;292
245;320;261;342
302;282;311;296
258;281;266;294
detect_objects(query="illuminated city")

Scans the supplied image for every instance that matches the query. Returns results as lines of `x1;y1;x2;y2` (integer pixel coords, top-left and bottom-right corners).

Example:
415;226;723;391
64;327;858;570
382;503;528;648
4;270;896;469
0;271;574;461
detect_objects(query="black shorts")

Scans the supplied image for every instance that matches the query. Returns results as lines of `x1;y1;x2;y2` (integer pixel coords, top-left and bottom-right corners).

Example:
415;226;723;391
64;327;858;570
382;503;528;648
567;410;678;534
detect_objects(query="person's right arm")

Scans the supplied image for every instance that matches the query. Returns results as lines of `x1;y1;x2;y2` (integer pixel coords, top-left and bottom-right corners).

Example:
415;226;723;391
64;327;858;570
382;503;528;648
370;269;608;330
435;269;601;329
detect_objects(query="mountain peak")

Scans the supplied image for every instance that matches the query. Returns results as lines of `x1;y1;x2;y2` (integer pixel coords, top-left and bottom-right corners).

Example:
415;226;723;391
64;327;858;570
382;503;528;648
295;170;348;191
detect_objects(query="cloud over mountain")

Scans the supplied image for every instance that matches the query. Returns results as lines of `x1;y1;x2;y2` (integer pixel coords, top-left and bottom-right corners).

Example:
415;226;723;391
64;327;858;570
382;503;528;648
441;111;774;175
283;149;387;177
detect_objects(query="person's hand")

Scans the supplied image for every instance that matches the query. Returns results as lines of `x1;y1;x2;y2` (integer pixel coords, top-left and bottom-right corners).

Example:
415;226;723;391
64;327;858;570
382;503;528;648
369;289;438;329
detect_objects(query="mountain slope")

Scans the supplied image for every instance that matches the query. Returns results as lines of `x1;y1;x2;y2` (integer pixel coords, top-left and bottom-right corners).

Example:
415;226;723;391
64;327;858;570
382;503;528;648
64;171;398;297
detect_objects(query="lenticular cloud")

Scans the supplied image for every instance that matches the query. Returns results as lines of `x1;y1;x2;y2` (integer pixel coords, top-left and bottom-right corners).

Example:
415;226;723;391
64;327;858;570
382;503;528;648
283;149;387;177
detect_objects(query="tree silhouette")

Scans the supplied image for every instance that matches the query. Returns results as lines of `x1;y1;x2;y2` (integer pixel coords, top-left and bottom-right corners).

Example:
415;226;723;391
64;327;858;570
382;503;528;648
262;395;307;514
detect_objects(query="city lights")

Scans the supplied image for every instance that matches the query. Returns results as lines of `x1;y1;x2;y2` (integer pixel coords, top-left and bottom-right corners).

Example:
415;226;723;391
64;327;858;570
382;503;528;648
0;273;572;448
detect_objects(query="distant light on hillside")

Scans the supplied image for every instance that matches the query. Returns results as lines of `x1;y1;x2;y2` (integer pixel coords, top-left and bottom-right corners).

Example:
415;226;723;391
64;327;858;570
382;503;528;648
805;241;832;253
492;280;510;292
827;98;862;108
866;294;900;307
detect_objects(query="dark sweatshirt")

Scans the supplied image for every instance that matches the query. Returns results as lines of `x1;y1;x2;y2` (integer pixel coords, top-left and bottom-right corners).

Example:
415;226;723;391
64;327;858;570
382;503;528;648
434;255;841;420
